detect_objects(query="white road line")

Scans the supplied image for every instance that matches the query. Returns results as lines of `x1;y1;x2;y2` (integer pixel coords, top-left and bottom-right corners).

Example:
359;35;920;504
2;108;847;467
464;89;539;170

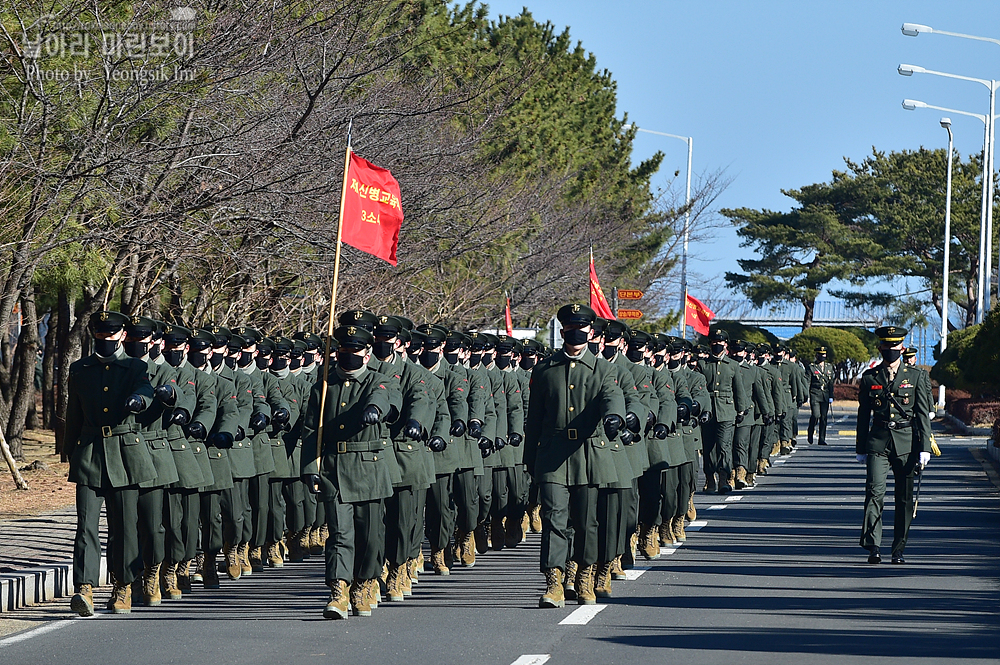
725;495;743;502
0;614;99;647
773;460;787;465
686;519;708;531
706;504;727;510
511;656;551;665
624;565;651;580
559;604;608;625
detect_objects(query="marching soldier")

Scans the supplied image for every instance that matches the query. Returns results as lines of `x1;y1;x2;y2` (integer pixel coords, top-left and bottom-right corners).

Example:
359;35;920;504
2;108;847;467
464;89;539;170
808;346;836;445
523;304;626;608
856;326;932;564
698;330;749;493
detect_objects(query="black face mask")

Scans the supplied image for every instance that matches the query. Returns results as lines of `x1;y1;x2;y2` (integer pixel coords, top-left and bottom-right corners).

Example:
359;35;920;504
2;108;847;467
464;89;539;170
372;341;394;359
711;343;726;356
881;348;901;363
256;355;270;370
164;349;185;367
588;341;602;356
237;351;254;367
124;341;148;358
626;346;645;363
470;352;483;367
338;352;365;371
149;344;161;359
601;345;617;360
419;350;440;368
444;351;460;365
301;351;315;366
94;339;121;357
520;356;536;370
270;357;288;371
495;355;511;369
210;351;226;369
667;357;681;369
482;352;494;366
224;356;237;369
289;356;302;370
563;328;588;346
653;355;665;368
189;349;209;367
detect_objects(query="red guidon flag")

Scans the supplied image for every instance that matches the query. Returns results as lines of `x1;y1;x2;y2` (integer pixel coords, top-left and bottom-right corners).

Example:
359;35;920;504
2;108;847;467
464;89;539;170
589;253;616;320
341;151;403;266
685;294;715;337
504;294;514;337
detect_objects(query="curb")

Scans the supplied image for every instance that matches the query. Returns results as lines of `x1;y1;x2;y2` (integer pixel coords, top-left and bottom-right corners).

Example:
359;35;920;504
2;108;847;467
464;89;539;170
0;556;107;613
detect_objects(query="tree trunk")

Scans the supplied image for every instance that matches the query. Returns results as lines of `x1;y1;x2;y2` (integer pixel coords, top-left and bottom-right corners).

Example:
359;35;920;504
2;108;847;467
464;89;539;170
41;307;57;428
801;297;815;330
6;286;39;460
54;287;75;460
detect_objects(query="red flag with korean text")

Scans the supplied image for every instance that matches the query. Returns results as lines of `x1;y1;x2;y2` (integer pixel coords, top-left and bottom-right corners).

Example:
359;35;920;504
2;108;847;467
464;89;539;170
504;294;514;337
685;294;714;336
589;255;616;320
341;152;403;266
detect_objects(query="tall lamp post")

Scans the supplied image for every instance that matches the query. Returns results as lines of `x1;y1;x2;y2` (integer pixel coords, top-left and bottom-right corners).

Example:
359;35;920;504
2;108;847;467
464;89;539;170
940;117;954;412
622;124;693;336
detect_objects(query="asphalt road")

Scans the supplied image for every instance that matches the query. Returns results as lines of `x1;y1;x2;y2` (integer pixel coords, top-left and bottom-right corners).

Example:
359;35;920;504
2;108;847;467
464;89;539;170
2;409;999;665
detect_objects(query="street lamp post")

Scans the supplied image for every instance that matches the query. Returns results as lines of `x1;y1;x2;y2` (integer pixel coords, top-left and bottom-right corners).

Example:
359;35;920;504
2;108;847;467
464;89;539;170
622;124;693;337
940;117;954;412
899;64;999;321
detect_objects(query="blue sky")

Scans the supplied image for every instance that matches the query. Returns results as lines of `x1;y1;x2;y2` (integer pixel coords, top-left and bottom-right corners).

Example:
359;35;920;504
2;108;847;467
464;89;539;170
485;0;1000;318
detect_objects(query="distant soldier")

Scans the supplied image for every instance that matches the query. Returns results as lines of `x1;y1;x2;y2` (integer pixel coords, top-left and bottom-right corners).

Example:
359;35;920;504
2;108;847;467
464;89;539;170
856;327;932;565
808;346;836;445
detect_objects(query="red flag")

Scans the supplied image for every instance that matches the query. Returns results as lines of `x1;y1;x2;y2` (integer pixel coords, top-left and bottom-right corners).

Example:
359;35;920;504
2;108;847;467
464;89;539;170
340;151;403;266
589;255;616;320
504;294;514;337
685;294;715;336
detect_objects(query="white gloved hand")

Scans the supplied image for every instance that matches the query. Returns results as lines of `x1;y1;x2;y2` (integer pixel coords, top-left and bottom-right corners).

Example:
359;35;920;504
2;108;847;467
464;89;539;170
856;454;867;463
919;451;931;468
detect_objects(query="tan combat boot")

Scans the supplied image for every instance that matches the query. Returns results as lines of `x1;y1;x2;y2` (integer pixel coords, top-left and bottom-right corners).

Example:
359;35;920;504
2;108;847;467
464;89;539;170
746;472;756;487
575;563;597;605
673;516;687;542
286;530;304;562
459;530;477;567
70;583;95;617
309;527;323;556
594;561;613;598
529;504;542;533
659;521;674;547
474;523;490;554
318;524;329;548
687;492;697;521
780;440;793;455
202;551;221;589
519;512;530;542
350;579;372;617
385;563;404;602
402;560;415;596
237;543;251;575
735;467;747;490
142;563;162;606
161;562;182;600
563;560;578;599
639;524;660;560
539;568;565;608
770;441;781;457
431;548;450;576
323;579;349;620
249;546;263;573
177;559;193;591
266;542;283;567
191;553;204;583
367;577;381;610
222;544;241;580
611;556;627;580
108;578;132;614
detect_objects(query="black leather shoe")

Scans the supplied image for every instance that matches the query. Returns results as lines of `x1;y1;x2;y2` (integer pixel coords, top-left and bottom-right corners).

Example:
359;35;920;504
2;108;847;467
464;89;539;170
867;547;881;564
891;553;905;565
818;441;828;445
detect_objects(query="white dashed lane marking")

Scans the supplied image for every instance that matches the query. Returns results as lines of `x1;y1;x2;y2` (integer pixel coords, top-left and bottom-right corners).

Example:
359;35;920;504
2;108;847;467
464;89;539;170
706;504;727;510
510;656;551;665
686;520;708;531
559;604;608;625
725;495;743;502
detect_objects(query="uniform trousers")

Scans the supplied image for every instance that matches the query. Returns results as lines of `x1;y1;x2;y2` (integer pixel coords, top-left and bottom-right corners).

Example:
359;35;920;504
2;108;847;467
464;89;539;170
809;396;830;444
266;477;287;543
385;486;421;566
325;494;385;583
674;463;695;518
164;487;200;563
220;478;247;546
426;473;456;551
748;424;763;467
658;466;681;524
637;466;666;527
861;448;918;556
539;482;598;571
490;466;511;525
702;416;735;481
248;473;270;548
733;424;753;471
597;487;625;562
283;479;306;534
452;468;479;534
200;489;239;554
477;466;494;525
74;484;140;587
137;486;165;567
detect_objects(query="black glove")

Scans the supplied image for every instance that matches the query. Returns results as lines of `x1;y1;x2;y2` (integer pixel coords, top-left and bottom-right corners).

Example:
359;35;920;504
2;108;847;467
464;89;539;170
450;419;466;437
653;423;669;439
676;402;691;423
468;419;483;439
603;414;624;439
404;419;423;440
235;426;246;441
478;436;493;458
302;473;322;495
208;431;234;449
698;411;711;424
508;432;523;447
625;411;641;434
428;436;447;453
169;408;190;426
124;394;145;413
777;412;786;421
690;400;702;418
184;421;207;440
271;408;290;427
495;436;507;451
735;412;745;425
249;412;270;433
647;410;656;428
621;430;635;446
153;384;176;405
361;404;382;425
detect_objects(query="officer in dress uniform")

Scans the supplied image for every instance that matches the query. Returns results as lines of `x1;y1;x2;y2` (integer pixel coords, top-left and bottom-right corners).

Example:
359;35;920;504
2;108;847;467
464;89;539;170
808;346;836;445
856;326;932;564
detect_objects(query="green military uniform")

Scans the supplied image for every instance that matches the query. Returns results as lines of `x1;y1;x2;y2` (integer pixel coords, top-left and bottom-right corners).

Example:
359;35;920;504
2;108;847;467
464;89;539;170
67;311;156;616
731;340;770;488
857;327;932;563
681;346;709;498
745;344;774;483
808;346;836;445
488;334;525;552
788;351;809;446
774;348;798;453
698;330;750;493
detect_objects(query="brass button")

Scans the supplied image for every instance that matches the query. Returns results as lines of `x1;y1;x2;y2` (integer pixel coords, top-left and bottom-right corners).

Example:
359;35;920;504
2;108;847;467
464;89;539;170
341;402;346;407
181;444;186;449
196;446;201;452
339;424;345;429
103;407;109;412
103;387;109;392
407;444;413;450
568;406;574;412
135;438;140;442
344;381;350;386
570;362;576;368
373;455;378;461
105;366;110;370
569;384;575;389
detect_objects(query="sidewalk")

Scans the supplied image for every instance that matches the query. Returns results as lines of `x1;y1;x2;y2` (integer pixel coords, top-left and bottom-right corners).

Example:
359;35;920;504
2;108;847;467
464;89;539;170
0;507;107;612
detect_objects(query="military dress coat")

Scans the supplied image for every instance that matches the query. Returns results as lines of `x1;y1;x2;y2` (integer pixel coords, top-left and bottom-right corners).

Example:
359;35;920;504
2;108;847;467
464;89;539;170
856;362;932;458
